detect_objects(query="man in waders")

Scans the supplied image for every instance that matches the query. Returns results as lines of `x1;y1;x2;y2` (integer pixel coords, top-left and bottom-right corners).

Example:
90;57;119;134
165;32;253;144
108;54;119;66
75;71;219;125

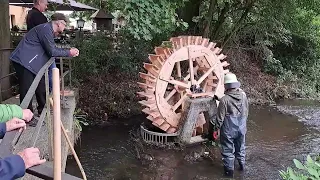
213;72;249;177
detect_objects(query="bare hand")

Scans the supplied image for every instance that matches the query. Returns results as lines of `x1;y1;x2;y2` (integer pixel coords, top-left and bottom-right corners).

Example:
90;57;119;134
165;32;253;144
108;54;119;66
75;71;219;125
22;109;33;122
6;118;26;132
70;48;79;57
18;148;46;169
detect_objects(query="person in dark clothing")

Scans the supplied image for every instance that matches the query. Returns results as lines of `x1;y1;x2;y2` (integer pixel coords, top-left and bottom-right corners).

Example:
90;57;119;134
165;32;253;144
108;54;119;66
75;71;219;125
213;72;249;177
26;0;56;100
26;0;48;31
10;13;79;115
0;105;45;179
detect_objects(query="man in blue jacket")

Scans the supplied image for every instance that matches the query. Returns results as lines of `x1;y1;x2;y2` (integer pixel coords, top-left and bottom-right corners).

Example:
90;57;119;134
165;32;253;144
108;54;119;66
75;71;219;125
0;118;46;179
26;0;56;93
10;13;79;115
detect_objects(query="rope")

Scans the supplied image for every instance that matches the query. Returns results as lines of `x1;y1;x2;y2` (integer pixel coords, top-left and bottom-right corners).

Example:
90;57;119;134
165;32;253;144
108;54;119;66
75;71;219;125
49;98;87;180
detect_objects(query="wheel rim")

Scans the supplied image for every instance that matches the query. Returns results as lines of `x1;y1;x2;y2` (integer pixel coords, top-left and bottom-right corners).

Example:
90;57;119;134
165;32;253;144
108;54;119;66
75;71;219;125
138;36;229;133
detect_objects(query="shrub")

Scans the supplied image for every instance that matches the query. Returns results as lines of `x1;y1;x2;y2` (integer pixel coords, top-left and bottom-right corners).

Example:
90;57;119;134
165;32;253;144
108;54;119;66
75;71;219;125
71;31;153;79
280;155;320;180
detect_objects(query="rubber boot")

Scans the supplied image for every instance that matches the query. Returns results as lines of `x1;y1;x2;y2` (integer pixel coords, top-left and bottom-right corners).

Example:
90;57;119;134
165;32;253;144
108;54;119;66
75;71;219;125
239;162;245;171
224;166;234;178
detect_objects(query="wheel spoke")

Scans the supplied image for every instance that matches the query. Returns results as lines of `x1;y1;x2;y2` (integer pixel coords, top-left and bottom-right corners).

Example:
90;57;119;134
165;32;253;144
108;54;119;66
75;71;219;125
197;64;217;85
176;61;182;78
165;89;177;101
172;94;188;111
160;77;190;89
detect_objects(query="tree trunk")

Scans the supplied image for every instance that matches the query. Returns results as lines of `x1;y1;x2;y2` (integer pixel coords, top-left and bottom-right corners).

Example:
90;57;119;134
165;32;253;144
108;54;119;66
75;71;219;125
179;0;202;35
0;0;11;101
203;0;217;38
222;1;255;47
212;2;230;40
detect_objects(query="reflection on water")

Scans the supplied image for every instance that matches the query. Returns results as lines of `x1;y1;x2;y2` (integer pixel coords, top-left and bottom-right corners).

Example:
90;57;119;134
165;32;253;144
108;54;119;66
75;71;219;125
66;100;320;180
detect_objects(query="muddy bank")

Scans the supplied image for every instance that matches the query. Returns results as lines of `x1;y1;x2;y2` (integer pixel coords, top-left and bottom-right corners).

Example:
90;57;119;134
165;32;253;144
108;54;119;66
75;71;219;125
77;72;141;126
66;102;320;179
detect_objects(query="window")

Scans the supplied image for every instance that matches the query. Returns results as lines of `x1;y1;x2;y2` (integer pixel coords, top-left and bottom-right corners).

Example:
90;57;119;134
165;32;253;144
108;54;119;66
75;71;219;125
10;15;16;28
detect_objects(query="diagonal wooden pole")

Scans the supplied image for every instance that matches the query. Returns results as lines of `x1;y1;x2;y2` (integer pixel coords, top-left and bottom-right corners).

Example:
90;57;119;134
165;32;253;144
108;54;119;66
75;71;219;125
49;98;87;180
52;68;62;180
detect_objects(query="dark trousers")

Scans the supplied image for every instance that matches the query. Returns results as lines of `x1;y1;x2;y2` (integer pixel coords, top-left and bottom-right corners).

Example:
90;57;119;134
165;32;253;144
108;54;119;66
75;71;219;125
12;62;46;114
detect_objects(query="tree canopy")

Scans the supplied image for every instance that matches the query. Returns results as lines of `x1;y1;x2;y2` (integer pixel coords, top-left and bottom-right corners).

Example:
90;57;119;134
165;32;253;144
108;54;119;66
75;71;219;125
74;0;320;97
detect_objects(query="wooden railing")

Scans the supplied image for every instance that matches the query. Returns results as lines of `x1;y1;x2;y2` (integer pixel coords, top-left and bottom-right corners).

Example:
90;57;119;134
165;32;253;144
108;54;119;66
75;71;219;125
0;57;81;180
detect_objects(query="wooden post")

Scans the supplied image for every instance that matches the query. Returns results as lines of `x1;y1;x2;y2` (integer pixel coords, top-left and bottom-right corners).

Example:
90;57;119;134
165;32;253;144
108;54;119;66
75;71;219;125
0;0;11;100
45;70;53;161
52;68;62;180
60;57;65;108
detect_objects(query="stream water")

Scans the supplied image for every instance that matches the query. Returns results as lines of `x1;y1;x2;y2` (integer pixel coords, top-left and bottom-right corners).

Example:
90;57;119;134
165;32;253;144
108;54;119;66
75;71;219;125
66;99;320;180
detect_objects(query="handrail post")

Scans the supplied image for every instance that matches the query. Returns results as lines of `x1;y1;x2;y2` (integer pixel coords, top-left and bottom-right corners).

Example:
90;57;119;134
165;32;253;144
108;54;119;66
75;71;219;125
52;68;62;180
69;59;72;88
60;57;65;108
45;69;53;161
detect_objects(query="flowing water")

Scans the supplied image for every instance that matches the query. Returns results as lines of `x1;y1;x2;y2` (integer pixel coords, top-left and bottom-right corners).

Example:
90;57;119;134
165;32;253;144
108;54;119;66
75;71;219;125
66;99;320;180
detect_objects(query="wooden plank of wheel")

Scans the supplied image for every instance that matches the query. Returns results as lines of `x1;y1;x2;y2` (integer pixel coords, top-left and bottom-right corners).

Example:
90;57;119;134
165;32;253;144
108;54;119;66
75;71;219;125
137;36;229;134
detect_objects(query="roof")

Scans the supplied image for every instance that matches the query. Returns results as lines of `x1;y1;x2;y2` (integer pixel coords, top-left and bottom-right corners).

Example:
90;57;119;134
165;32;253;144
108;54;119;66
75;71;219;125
9;0;98;11
90;9;114;19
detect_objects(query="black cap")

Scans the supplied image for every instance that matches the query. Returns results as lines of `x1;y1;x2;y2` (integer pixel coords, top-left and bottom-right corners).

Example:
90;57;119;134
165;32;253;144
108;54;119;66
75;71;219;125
51;13;69;23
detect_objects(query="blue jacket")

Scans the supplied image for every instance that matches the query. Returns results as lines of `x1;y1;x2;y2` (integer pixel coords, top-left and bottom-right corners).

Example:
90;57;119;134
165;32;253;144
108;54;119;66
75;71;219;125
10;22;71;75
0;123;25;179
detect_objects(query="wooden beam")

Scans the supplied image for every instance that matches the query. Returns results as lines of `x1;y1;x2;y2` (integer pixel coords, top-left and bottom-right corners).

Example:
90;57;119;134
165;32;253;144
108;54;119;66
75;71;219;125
160;78;190;89
52;68;62;180
26;163;82;180
0;0;11;100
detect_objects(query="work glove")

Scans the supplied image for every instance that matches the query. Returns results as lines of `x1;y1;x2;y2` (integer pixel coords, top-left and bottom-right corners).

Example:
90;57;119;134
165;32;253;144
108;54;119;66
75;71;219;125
212;129;220;140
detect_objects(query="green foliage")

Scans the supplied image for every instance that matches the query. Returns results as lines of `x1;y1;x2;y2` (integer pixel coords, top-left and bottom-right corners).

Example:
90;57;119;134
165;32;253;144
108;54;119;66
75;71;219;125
71;31;152;78
280;155;320;180
73;108;89;132
123;0;188;40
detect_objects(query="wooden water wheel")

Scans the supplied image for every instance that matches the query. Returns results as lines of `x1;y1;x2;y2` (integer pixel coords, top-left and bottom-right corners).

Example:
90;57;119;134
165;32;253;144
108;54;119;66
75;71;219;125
137;36;230;134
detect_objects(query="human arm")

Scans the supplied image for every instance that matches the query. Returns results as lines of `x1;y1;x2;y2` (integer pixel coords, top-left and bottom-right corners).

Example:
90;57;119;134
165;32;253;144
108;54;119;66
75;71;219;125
39;27;71;57
215;99;227;129
0;147;46;180
0;118;44;179
0;118;27;139
0;119;29;179
0;123;6;139
0;155;26;179
0;104;34;123
0;104;23;123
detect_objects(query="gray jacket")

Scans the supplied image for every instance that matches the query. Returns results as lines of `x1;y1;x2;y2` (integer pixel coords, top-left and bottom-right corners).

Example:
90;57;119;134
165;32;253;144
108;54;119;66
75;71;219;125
218;89;248;170
215;88;249;130
10;22;70;75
